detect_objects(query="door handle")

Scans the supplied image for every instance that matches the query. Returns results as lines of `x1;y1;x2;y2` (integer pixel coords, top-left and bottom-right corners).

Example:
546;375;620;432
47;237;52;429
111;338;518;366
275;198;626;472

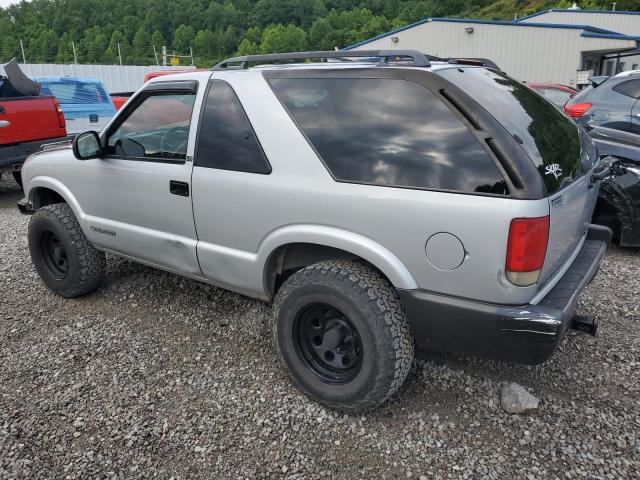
0;120;10;128
169;180;189;197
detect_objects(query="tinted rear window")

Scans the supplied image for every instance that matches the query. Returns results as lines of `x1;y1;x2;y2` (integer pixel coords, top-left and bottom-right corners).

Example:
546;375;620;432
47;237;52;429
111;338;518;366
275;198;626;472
268;77;508;195
438;68;594;194
39;81;111;105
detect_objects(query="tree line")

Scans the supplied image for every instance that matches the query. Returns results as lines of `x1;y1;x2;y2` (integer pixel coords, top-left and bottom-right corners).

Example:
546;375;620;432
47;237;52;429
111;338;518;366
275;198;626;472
1;0;638;67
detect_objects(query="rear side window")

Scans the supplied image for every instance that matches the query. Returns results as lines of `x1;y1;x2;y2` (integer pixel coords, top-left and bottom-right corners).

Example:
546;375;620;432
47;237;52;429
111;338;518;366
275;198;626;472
612;79;640;98
438;68;593;194
194;81;270;174
268;77;508;195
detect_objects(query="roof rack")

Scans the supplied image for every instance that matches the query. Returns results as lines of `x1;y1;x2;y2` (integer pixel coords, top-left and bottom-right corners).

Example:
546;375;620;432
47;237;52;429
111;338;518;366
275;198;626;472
425;55;500;70
212;50;431;70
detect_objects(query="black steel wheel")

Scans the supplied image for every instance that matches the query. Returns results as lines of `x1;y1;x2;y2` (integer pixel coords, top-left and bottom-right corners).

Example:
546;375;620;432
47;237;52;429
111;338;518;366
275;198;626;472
28;203;105;297
273;260;414;412
294;303;363;384
38;230;69;280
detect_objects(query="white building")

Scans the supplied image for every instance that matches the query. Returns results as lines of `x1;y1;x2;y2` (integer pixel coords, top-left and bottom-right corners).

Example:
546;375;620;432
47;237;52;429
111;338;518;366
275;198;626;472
344;8;640;88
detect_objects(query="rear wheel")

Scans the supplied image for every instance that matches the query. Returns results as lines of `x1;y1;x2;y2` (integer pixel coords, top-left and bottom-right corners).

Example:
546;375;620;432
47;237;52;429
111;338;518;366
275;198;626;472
273;260;414;412
28;203;105;297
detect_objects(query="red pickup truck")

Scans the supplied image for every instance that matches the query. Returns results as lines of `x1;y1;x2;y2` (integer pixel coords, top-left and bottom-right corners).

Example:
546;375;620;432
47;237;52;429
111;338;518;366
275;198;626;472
0;59;68;186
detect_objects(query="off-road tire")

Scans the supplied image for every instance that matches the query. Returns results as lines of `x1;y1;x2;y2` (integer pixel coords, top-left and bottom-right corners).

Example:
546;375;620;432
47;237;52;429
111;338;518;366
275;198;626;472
273;260;414;412
28;203;105;297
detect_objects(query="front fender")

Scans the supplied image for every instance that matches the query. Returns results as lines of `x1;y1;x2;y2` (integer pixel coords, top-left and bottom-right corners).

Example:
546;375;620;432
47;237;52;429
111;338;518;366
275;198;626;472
258;224;419;293
26;175;86;222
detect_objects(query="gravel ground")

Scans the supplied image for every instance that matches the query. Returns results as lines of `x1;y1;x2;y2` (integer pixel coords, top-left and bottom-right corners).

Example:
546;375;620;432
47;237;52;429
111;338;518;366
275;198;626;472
1;174;639;479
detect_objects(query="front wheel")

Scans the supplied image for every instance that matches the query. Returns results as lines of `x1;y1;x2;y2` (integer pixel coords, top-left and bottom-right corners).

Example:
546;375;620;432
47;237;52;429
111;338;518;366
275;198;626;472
28;203;105;297
273;260;414;412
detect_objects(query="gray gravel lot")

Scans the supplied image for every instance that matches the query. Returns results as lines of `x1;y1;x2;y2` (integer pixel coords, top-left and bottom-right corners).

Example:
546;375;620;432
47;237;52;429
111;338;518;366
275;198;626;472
1;174;639;479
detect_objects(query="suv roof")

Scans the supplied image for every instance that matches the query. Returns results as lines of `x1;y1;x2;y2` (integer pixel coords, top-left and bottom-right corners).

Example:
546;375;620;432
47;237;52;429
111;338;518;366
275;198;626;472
613;70;640;78
210;49;498;73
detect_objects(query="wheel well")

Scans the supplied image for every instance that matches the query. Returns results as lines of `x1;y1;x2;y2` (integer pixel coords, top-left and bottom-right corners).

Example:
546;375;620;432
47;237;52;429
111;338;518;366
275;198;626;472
31;187;66;210
593;197;620;243
265;243;392;300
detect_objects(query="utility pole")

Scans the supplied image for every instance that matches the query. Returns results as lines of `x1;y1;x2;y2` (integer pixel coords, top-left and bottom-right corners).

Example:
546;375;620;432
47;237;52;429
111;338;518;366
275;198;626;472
19;39;26;63
152;45;159;66
117;43;123;65
72;41;78;64
189;46;194;66
162;45;167;66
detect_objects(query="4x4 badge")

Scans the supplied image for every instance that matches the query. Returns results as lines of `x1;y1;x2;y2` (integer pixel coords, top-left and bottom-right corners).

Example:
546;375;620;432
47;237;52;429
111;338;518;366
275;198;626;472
545;163;563;180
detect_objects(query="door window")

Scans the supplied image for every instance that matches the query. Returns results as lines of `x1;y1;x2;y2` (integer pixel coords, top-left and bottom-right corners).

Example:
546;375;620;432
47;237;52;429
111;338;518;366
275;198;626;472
106;91;196;160
194;81;270;174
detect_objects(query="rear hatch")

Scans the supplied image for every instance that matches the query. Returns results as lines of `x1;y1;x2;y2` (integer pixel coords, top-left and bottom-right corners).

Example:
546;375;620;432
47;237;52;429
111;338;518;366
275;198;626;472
437;67;599;284
37;78;116;134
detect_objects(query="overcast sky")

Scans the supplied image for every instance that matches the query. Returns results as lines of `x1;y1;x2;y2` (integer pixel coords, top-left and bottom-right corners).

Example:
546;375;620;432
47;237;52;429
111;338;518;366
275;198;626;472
0;0;21;8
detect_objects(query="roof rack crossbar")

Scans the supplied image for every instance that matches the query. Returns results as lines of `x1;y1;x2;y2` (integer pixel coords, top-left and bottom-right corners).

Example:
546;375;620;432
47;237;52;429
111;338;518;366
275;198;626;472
212;50;431;70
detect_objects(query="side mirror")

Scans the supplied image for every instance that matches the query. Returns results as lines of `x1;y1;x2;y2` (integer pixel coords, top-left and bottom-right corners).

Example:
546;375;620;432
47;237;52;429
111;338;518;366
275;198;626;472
72;131;102;160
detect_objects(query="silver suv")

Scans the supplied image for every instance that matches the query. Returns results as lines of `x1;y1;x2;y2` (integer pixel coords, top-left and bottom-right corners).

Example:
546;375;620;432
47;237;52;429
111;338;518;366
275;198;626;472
18;51;611;411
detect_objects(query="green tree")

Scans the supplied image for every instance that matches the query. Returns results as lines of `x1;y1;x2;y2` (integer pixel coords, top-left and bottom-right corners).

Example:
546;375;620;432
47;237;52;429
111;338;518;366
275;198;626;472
193;29;221;63
55;32;75;63
105;30;130;64
309;17;336;50
174;24;194;52
84;26;108;63
236;38;259;56
29;29;59;63
151;30;165;51
260;24;308;54
133;26;152;64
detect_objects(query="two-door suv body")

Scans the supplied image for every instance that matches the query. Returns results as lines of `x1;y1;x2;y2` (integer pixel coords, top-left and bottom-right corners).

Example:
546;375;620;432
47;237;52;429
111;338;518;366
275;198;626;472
18;51;611;411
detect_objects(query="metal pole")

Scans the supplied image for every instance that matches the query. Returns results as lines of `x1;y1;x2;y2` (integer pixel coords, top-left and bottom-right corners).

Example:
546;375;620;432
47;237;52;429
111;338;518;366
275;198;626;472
72;41;78;63
190;46;194;66
19;39;26;63
117;43;123;65
152;45;159;66
162;45;167;66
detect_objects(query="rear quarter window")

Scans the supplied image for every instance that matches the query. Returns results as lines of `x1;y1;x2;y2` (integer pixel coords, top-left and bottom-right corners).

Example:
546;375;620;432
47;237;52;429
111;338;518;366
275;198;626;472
612;79;640;99
267;77;508;195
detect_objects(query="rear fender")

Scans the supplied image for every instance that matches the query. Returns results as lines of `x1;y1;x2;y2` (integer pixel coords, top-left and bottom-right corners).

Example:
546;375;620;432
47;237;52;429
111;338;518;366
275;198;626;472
259;224;419;296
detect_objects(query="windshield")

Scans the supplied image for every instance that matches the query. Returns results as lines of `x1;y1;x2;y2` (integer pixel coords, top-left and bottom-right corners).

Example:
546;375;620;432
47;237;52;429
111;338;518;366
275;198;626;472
437;68;597;194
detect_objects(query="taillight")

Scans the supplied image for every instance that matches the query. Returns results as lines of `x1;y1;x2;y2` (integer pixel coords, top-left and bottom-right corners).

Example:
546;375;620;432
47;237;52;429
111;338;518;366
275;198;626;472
563;102;592;118
54;100;66;129
505;216;550;286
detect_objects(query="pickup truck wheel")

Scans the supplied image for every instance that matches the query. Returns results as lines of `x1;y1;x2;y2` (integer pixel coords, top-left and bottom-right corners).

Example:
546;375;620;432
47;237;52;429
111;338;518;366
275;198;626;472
273;260;414;412
28;203;105;297
12;171;22;188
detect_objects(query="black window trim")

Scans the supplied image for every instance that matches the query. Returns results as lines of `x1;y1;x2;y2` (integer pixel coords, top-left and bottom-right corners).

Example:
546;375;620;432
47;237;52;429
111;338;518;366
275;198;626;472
263;68;546;200
192;79;272;175
101;80;199;165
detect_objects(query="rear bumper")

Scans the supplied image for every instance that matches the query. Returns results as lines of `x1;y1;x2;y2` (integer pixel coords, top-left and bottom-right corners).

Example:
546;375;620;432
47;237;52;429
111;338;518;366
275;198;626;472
398;224;611;364
0;135;70;171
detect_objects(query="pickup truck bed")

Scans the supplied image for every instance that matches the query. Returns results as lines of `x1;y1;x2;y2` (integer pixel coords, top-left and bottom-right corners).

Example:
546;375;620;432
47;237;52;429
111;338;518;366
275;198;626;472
0;95;68;173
